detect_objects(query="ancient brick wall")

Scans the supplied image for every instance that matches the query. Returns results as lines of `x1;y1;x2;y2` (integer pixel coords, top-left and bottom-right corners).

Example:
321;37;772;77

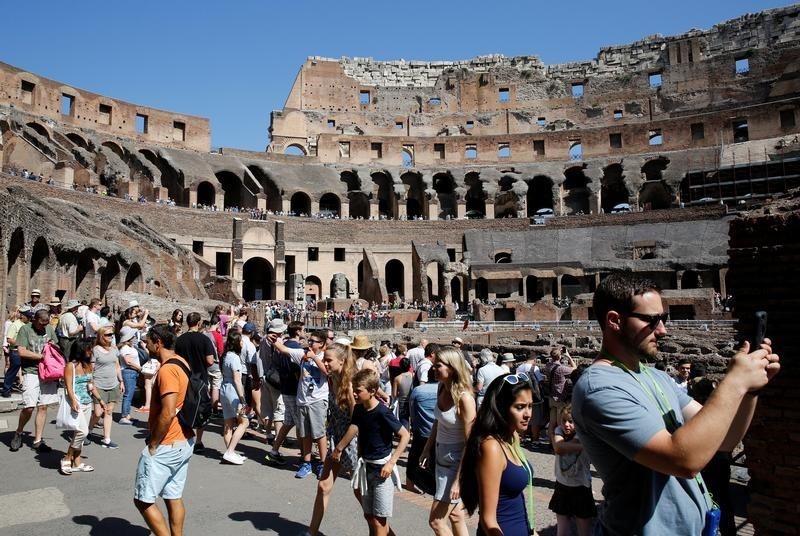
727;196;800;535
0;62;210;152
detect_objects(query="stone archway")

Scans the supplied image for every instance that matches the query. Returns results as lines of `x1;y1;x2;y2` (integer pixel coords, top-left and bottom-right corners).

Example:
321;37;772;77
563;167;591;215
526;175;554;212
433;172;457;219
385;259;405;298
401;172;427;219
242;257;274;301
349;192;370;219
319;193;341;217
7;228;26;306
372;172;397;219
196;181;216;207
248;165;282;212
290;192;312;216
29;236;50;294
125;263;143;292
465;172;486;218
75;250;97;300
100;257;121;298
601;164;630;212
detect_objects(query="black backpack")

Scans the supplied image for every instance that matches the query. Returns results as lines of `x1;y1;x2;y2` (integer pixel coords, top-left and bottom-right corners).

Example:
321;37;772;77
166;358;212;430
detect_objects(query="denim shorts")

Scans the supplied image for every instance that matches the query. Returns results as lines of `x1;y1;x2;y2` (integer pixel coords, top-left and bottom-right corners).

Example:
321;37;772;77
134;438;195;503
435;442;464;503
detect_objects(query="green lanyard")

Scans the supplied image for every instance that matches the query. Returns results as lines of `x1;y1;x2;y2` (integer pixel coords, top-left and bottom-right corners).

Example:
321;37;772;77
604;353;717;512
507;436;535;532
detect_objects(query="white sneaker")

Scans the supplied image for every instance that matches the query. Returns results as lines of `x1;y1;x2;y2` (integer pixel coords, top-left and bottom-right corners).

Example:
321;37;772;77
223;451;244;465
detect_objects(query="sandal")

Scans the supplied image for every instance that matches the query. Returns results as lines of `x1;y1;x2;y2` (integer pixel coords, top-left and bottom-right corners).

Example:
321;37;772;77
71;463;95;472
59;459;72;475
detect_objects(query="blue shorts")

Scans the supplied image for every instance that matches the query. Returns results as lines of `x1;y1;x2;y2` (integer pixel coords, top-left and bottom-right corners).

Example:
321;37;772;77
134;438;194;503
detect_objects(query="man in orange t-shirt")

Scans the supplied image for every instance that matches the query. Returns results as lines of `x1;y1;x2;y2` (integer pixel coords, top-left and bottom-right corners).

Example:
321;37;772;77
134;325;194;536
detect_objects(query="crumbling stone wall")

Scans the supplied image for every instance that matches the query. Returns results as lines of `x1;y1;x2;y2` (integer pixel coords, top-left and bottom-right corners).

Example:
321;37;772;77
727;192;800;535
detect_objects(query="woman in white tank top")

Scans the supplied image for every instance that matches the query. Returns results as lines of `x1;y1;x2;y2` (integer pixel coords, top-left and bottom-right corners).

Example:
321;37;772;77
420;346;476;536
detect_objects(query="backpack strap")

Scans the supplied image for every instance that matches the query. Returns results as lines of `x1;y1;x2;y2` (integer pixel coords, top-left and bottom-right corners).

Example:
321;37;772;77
165;358;191;378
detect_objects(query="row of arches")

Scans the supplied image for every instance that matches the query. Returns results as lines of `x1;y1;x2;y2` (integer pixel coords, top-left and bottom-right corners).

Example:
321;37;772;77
4;227;144;307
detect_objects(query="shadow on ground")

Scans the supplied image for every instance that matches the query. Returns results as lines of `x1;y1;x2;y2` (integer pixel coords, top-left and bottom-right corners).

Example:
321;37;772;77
72;515;149;535
229;510;312;534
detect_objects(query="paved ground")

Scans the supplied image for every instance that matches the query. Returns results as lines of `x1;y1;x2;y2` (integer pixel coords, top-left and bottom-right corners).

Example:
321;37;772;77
0;404;578;536
0;401;755;535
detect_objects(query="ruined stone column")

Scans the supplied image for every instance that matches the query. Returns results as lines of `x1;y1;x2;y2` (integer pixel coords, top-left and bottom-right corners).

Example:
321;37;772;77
311;200;320;215
188;188;197;207
52;162;74;189
485;201;496;219
397;200;407;220
370;199;380;219
456;200;466;219
215;192;225;209
282;198;292;214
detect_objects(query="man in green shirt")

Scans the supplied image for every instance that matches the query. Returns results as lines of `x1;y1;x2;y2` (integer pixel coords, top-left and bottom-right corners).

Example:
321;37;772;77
10;309;59;453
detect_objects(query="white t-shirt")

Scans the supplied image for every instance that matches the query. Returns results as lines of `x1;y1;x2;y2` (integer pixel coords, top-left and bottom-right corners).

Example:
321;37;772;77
476;362;505;396
84;310;101;338
416;358;433;384
240;335;257;376
407;346;425;371
119;345;139;370
283;346;329;406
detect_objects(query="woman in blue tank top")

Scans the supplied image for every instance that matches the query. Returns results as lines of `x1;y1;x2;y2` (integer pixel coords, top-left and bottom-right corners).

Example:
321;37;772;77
460;372;536;535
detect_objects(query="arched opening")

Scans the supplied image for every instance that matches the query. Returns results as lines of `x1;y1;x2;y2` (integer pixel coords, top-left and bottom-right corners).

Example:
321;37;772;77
465;172;486;218
290;191;312;216
26;122;50;140
682;270;700;289
305;275;322;301
494;252;512;263
349;192;370;219
30;236;49;280
196;181;216;207
284;144;307;156
601;164;630;213
7;228;25;306
102;141;125;159
242;257;274;301
475;278;488;301
216;171;254;210
100;257;121;298
66;132;88;149
526;176;554;213
563;167;591;215
319;193;341;217
341;171;361;192
640;182;672;210
427;276;433;299
560;274;583;299
451;277;463;307
75;250;97;299
401;172;427;219
372;172;397;219
385;259;405;297
248;165;282;212
495;176;519;219
357;260;364;290
433;172;457;219
329;275;350;299
141;149;186;205
642;157;669;182
526;276;543;303
125;263;143;292
401;147;414;168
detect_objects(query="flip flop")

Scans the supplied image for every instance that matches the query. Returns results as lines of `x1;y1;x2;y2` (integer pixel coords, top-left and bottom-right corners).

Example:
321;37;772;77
72;463;95;472
59;460;72;475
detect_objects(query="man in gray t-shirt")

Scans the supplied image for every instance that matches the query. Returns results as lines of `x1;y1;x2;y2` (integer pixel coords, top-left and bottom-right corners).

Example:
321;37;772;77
573;272;780;535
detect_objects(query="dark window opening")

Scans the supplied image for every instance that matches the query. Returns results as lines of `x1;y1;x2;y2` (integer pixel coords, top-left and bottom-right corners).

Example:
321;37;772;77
434;143;445;160
732;119;749;143
429;97;441;106
609;133;622;148
21;80;35;105
466;120;474;129
537;117;546;127
371;142;383;159
99;103;112;125
192;241;204;256
395;121;404;129
447;248;456;262
613;110;623;119
327;119;336;128
216;252;231;276
334;248;345;261
780;110;795;129
533;140;545;156
691;123;705;141
308;247;319;262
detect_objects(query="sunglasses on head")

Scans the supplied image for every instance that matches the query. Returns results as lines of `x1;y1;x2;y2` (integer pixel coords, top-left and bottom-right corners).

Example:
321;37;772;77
627;312;669;329
503;372;530;385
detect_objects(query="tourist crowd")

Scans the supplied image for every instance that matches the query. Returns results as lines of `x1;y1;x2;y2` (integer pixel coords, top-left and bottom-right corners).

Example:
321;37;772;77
2;271;779;535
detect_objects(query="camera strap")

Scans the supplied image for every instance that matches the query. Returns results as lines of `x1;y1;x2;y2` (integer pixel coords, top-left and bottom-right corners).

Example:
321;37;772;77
606;354;717;513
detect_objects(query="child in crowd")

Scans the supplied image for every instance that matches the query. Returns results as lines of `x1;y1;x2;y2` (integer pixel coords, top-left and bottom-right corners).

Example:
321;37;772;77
549;405;596;536
332;369;410;536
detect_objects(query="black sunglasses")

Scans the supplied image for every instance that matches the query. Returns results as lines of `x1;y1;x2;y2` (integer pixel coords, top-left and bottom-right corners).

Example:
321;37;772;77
627;312;669;330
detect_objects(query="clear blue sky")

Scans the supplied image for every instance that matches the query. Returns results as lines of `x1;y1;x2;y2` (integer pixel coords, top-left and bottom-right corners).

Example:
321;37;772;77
1;1;791;150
